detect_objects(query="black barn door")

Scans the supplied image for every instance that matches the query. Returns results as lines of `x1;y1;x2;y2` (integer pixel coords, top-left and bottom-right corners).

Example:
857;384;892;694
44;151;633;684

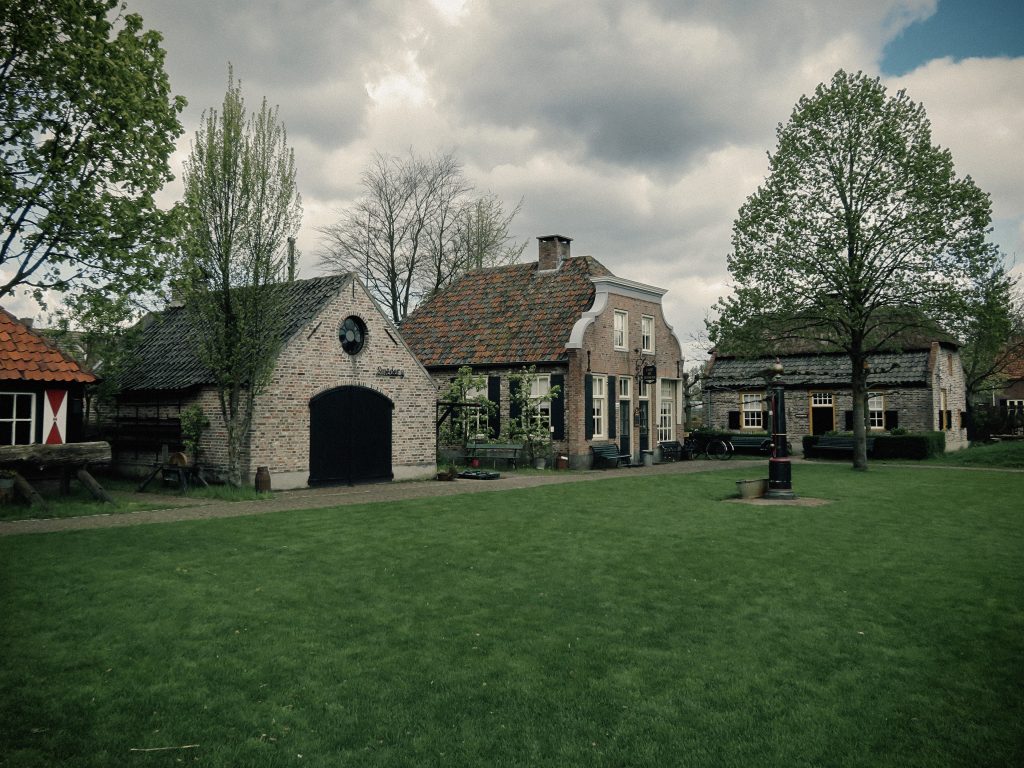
309;386;393;486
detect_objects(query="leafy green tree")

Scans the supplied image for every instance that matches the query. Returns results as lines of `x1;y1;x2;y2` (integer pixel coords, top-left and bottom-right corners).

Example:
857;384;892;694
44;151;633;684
709;70;1000;469
180;70;301;487
438;366;496;448
0;0;185;315
504;366;561;463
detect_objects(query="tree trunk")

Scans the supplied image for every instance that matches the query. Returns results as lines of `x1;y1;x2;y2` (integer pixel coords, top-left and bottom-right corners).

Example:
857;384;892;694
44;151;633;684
850;353;869;471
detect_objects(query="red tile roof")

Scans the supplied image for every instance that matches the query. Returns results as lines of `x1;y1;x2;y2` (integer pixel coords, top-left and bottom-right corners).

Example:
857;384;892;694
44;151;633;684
401;256;612;367
0;308;97;383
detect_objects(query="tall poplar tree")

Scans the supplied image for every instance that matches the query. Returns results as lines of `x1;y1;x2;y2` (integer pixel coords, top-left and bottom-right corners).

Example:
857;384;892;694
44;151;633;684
709;70;999;470
180;69;301;487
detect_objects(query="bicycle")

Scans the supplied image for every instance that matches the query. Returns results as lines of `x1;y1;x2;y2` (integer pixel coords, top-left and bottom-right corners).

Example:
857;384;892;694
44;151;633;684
682;434;733;460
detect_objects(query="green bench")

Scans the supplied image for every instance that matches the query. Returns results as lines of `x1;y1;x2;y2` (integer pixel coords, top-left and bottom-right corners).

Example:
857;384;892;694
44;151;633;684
469;442;523;468
658;440;691;461
592;442;631;469
728;435;773;453
809;435;875;458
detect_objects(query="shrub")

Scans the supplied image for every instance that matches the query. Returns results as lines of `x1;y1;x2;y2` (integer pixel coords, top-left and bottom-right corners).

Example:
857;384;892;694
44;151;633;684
873;431;945;460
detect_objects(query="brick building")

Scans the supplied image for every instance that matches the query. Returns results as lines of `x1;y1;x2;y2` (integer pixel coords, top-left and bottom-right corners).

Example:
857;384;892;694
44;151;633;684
112;275;436;488
401;235;686;468
704;338;969;451
0;308;97;446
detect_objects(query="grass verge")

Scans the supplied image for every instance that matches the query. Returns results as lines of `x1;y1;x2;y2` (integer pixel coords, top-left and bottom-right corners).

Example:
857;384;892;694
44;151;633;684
1;464;1021;767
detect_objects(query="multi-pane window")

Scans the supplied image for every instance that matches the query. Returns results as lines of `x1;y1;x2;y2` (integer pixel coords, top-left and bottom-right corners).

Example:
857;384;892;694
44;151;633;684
811;392;833;406
741;392;763;429
658;379;677;441
465;384;490;439
592;376;606;438
530;375;552;430
641;315;655;353
613;310;628;350
618;376;631;400
1;392;34;445
868;393;884;430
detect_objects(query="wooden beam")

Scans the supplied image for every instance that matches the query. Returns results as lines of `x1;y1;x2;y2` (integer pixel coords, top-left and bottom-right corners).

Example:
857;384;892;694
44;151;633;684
77;468;114;504
12;472;44;508
0;441;112;467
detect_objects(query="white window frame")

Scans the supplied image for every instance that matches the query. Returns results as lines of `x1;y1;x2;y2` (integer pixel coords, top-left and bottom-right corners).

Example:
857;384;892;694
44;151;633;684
741;392;763;429
592;375;606;438
529;375;552;431
613;310;628;350
641;315;655;354
867;393;884;430
465;383;490;439
1;392;36;445
658;379;677;442
811;392;833;407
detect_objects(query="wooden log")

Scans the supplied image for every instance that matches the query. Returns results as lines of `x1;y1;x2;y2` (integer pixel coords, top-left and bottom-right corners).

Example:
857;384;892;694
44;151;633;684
77;468;114;504
0;441;112;467
12;472;45;508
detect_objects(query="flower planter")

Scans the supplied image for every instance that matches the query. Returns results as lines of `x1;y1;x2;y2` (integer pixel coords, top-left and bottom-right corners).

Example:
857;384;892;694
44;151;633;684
736;479;768;499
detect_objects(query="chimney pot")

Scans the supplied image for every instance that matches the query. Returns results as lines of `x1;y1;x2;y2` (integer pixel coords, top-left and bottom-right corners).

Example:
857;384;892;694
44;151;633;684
537;234;571;271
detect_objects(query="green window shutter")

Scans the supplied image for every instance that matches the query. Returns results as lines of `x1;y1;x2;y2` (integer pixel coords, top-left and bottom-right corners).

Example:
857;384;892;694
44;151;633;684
727;411;740;430
844;410;854;431
585;374;594;441
488;376;501;439
509;378;521;434
550;374;565;441
607;376;617;439
884;410;898;430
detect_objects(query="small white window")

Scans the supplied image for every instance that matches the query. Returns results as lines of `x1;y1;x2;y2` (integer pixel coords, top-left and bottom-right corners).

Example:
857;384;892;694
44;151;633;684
741;392;763;429
1;392;35;445
529;375;552;431
592;376;606;438
811;392;833;406
868;393;884;430
641;315;655;353
613;310;628;350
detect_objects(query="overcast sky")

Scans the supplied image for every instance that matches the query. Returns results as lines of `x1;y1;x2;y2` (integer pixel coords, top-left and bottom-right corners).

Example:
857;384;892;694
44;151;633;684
12;0;1024;358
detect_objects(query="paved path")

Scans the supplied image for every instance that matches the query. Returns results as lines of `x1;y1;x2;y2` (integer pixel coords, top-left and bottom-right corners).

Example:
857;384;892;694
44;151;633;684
0;459;748;537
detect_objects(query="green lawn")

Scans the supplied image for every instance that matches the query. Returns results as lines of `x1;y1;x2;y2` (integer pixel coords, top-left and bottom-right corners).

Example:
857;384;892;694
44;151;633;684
1;465;1021;767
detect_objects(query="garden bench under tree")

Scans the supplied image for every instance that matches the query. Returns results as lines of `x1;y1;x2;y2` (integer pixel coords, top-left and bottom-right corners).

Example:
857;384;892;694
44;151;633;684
809;435;876;458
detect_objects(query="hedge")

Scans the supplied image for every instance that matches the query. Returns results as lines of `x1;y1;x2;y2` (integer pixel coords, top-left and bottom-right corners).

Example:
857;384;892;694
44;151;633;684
802;432;946;460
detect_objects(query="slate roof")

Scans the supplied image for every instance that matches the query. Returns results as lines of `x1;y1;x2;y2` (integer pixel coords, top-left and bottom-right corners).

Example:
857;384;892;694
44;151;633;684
706;350;932;389
401;256;612;367
0;308;97;384
117;275;351;392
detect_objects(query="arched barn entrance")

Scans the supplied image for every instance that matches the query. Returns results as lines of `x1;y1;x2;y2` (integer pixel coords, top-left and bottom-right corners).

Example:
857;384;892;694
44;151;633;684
309;386;394;486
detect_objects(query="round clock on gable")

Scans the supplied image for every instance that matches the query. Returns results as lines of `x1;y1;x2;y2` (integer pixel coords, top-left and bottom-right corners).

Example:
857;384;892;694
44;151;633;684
339;316;367;355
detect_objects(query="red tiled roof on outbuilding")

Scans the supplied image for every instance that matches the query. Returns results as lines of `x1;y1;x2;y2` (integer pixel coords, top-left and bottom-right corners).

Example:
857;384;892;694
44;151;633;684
0;308;97;383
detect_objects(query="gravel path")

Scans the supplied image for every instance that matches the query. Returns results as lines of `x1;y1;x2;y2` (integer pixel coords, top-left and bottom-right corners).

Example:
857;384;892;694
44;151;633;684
0;459;747;537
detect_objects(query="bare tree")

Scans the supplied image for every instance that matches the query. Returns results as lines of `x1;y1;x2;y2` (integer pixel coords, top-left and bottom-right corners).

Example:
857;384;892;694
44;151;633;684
180;69;301;487
320;151;525;320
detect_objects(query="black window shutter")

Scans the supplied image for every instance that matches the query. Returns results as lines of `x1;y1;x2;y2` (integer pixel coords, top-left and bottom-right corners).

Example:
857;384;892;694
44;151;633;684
937;409;943;430
844;410;854;431
727;410;740;430
488;376;501;438
999;398;1007;415
584;374;594;441
607;376;616;439
945;410;952;431
884;410;898;430
550;374;565;441
509;378;521;431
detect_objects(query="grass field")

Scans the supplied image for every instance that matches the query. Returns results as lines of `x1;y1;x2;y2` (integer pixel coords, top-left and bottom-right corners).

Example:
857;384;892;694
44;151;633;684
1;464;1022;767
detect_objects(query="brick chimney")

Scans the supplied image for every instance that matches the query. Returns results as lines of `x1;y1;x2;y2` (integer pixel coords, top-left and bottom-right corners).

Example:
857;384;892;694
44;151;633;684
537;234;572;271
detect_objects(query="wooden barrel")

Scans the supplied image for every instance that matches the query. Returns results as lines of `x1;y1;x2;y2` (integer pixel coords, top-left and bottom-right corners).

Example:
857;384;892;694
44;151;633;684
254;466;272;493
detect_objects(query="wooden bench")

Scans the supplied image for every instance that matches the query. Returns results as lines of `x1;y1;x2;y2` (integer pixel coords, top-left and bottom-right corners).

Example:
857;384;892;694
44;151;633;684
469;442;523;469
810;435;875;457
658;440;691;461
592;442;631;469
728;435;773;453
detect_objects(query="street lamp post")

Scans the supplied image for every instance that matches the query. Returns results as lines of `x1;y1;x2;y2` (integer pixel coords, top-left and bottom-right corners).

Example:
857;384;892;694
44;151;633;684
765;359;796;499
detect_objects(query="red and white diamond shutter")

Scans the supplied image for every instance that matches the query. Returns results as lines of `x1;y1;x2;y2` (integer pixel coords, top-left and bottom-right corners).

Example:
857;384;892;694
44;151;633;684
43;389;68;445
